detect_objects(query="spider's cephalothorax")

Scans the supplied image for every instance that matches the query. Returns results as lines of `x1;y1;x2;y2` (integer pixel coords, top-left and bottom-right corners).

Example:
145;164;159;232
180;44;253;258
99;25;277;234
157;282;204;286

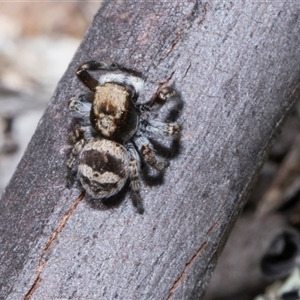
67;60;181;213
90;83;138;141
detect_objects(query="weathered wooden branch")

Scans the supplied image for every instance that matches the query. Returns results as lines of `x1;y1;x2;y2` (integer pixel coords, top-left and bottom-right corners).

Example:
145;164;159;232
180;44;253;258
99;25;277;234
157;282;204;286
1;1;300;299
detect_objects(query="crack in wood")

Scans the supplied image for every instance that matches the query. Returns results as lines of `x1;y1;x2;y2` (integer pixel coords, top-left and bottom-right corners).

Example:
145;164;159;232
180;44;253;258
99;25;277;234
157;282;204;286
205;217;221;236
285;80;300;105
166;242;207;300
23;192;85;300
183;61;191;79
157;71;176;92
199;2;210;25
165;29;183;58
24;276;42;300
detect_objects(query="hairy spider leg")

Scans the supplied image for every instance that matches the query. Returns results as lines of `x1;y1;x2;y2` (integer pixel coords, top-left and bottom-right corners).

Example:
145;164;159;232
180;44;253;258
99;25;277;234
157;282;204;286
66;138;86;188
146;86;180;109
139;86;181;138
66;127;93;187
76;60;143;94
68;94;92;116
142;119;180;138
133;135;167;172
126;143;144;214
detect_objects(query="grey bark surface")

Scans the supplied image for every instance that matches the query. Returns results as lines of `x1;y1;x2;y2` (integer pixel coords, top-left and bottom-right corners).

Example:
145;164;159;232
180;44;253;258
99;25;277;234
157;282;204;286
1;1;300;299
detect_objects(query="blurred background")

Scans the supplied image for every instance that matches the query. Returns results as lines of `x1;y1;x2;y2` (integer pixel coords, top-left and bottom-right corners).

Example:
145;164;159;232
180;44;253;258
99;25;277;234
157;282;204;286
0;3;300;300
0;1;101;193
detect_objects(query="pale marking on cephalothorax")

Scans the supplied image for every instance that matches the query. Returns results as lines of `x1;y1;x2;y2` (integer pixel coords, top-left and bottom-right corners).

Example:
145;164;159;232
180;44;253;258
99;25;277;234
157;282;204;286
99;73;144;95
95;84;129;117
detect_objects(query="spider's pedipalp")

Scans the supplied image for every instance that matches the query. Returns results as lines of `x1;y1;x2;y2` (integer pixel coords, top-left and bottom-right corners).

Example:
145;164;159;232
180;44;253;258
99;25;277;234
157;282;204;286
68;95;92;117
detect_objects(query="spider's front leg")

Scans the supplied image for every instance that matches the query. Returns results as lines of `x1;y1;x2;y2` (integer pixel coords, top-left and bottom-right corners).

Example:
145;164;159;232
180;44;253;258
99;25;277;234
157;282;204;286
147;86;182;112
76;61;118;91
76;60;143;92
126;143;144;214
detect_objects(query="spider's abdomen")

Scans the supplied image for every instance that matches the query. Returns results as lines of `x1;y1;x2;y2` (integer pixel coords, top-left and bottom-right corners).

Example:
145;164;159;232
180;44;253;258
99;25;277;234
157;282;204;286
78;139;129;199
90;83;138;142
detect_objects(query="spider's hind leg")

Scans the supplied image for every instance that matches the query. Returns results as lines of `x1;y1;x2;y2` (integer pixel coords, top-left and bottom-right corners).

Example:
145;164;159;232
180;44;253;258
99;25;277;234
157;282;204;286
126;143;144;214
66;127;93;188
133;135;167;172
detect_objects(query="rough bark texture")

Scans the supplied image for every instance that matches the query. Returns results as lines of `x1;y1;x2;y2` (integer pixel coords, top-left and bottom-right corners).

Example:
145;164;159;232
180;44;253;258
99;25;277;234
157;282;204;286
1;1;300;299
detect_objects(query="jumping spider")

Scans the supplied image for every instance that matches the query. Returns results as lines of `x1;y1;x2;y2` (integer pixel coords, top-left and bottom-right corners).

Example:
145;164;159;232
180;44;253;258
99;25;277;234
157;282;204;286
66;60;181;213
